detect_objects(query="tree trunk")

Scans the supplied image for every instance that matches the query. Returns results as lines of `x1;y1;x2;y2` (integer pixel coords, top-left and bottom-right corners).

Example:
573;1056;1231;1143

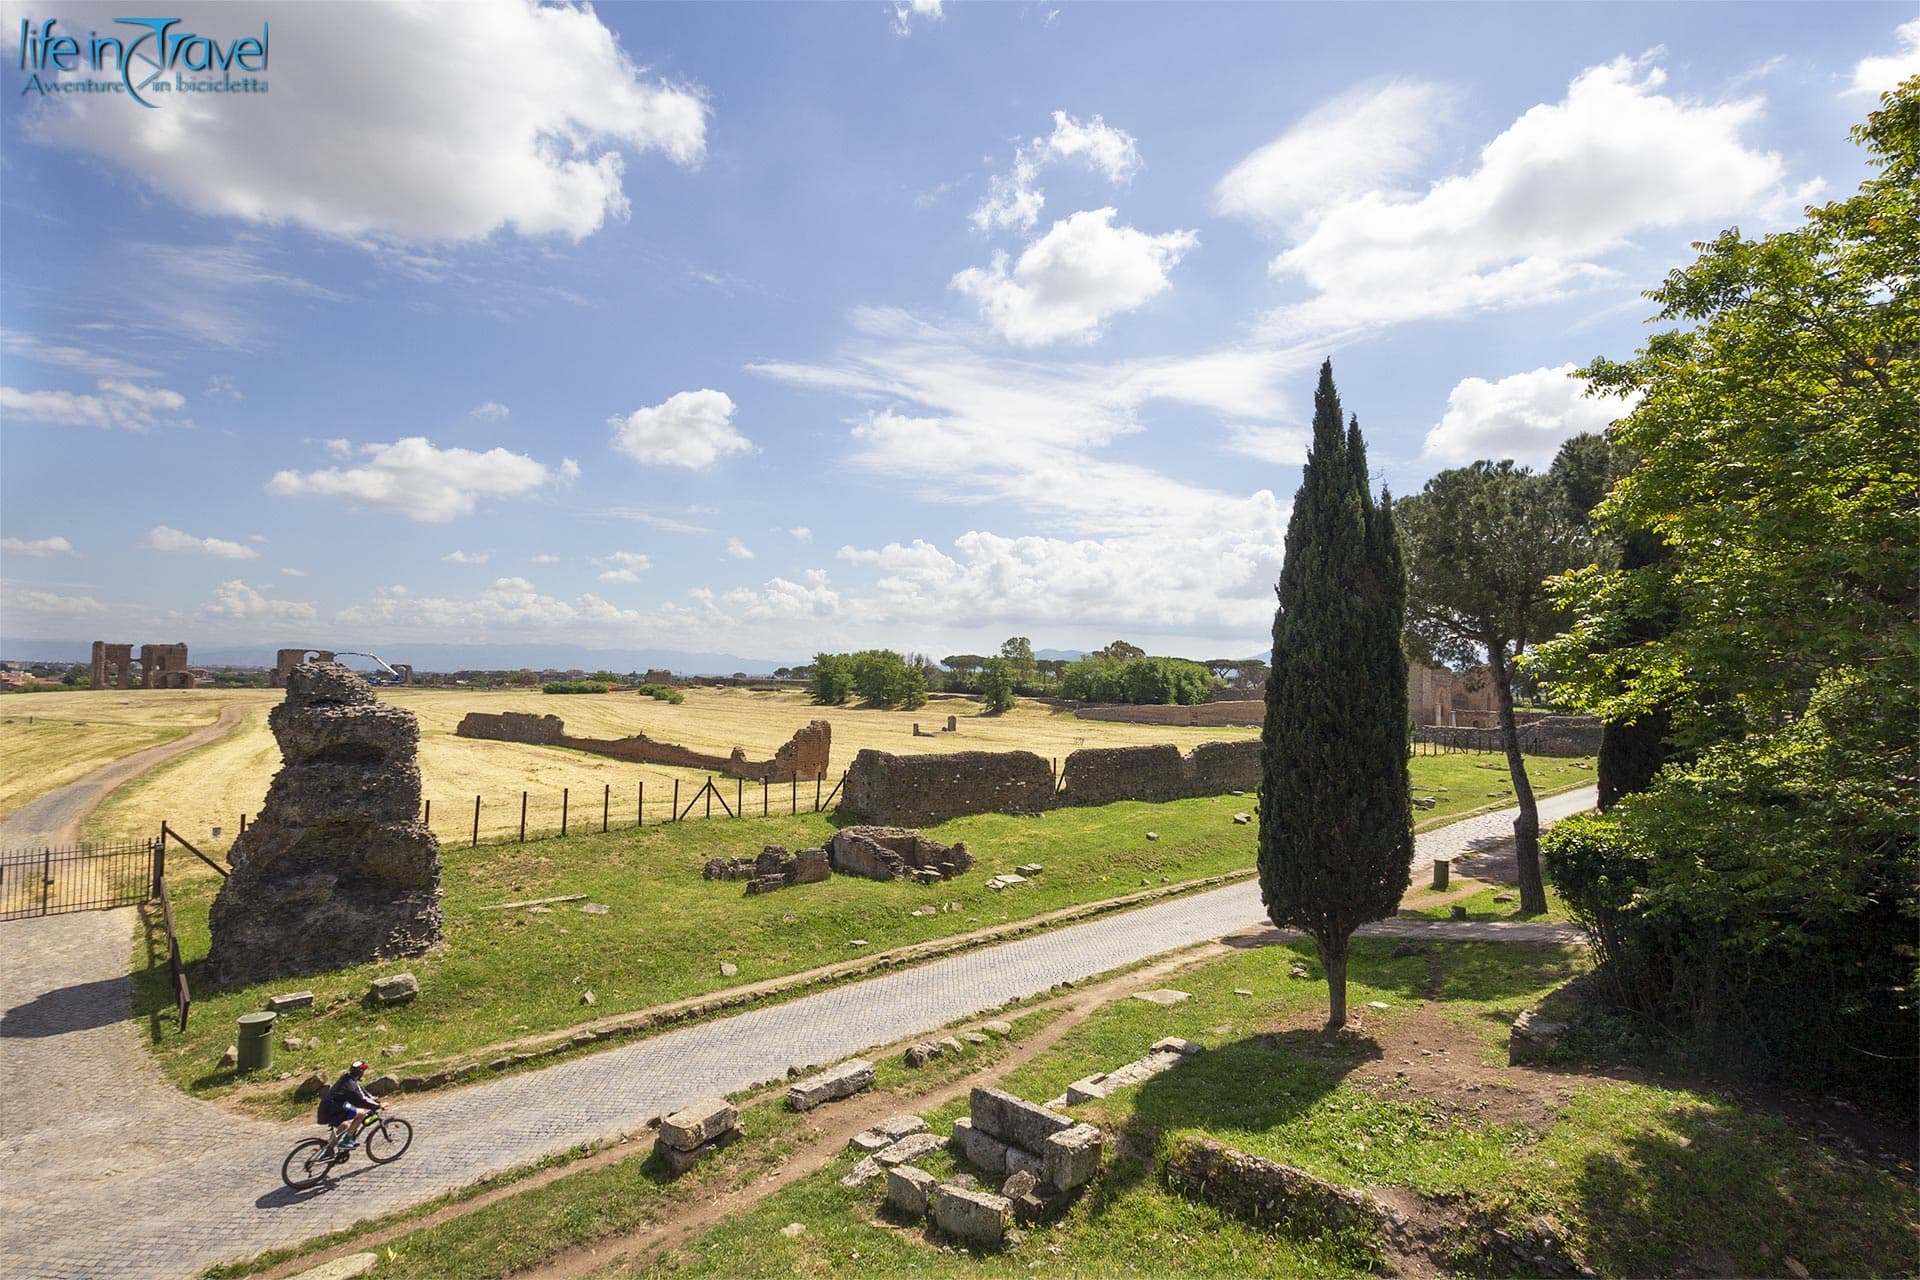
1316;932;1350;1031
1488;644;1547;915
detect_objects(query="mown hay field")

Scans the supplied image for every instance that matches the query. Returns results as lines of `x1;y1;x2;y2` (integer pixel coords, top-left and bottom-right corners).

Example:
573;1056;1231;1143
56;686;1259;847
0;690;252;822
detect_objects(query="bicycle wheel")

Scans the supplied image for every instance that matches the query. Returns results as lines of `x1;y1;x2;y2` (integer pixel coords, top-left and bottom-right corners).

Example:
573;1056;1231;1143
282;1138;334;1189
365;1116;413;1163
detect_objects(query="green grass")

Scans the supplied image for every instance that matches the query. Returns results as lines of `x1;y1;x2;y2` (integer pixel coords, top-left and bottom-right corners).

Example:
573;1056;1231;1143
1400;880;1577;924
138;758;1594;1104
631;941;1917;1280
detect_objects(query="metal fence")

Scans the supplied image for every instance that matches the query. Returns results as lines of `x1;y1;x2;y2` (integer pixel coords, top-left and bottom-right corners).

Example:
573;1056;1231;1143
0;839;158;921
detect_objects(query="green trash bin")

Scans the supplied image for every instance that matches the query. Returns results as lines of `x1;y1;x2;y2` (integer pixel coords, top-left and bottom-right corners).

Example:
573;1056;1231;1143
236;1010;276;1073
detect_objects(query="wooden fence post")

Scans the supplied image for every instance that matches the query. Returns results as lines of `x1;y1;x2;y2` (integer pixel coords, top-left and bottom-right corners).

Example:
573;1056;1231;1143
151;829;166;897
672;779;680;823
736;777;743;819
561;787;569;837
791;776;797;815
762;781;768;817
603;784;610;833
815;773;823;812
638;781;644;827
705;779;713;819
519;791;528;843
423;798;431;829
472;794;481;848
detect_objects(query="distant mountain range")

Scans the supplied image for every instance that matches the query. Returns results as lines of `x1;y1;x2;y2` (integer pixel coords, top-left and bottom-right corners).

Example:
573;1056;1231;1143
0;638;794;677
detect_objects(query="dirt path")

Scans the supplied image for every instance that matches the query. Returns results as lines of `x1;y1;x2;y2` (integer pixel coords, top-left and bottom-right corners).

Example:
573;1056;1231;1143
0;704;248;847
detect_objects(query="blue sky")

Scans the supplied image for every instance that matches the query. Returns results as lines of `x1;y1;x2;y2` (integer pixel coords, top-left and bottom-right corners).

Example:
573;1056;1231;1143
2;1;1914;666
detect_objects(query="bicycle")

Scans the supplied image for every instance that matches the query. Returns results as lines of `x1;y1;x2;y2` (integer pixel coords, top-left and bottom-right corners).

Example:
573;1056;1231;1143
281;1108;413;1189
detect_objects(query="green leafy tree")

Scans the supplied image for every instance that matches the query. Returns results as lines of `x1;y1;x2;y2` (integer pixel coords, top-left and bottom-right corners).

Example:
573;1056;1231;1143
977;656;1017;714
1123;656;1214;705
1259;362;1411;1030
1093;639;1145;661
1533;82;1918;1103
1397;461;1592;914
999;636;1035;683
808;653;853;705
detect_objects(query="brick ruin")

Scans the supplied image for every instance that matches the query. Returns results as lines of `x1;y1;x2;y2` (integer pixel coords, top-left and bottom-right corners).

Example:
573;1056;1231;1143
701;826;973;895
1057;741;1261;806
1414;714;1602;757
205;662;440;983
272;648;334;688
1408;660;1500;728
840;740;1259;827
841;749;1056;827
90;640;194;689
454;711;831;785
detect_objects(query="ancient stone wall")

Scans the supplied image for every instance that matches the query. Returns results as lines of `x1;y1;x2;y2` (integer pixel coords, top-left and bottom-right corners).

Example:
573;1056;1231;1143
1058;739;1262;806
454;712;830;784
90;641;134;689
1071;701;1264;727
273;648;336;688
840;749;1055;827
1408;660;1501;728
1413;715;1601;758
205;662;440;983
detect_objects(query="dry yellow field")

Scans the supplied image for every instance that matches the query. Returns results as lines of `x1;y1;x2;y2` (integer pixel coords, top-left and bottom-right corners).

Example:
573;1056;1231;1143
0;690;252;823
67;686;1256;848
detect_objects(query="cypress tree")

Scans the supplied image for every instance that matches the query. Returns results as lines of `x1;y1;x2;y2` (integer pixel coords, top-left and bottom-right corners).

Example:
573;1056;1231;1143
1258;362;1412;1030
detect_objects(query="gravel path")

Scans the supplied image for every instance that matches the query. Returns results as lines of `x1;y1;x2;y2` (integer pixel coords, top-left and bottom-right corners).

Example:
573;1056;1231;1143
1;785;1592;1280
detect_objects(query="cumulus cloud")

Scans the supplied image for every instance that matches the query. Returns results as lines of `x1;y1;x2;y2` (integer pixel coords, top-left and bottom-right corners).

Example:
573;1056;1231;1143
973;111;1143;232
1422;365;1633;468
595;550;652;584
725;537;755;560
1;535;76;557
789;526;814;543
891;0;944;37
1225;425;1312;466
1215;81;1458;226
8;1;707;244
281;567;308;577
442;550;492;564
1258;56;1795;331
951;208;1196;344
266;437;574;522
1848;19;1920;96
528;553;562;565
609;389;754;469
5;586;107;615
202;579;318;624
337;577;648;635
0;379;188;430
146;525;259;560
719;569;842;621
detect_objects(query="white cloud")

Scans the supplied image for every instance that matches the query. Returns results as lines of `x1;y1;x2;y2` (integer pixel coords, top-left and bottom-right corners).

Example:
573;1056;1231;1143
951;208;1196;345
0;535;76;557
10;1;709;244
972;112;1142;232
1225;425;1311;466
442;550;492;565
281;567;308;577
789;526;814;543
753;308;1314;537
1262;56;1793;331
5;587;107;615
609;389;754;469
1215;81;1457;226
146;525;259;560
202;579;318;624
1421;365;1633;468
1848;19;1920;96
205;375;244;401
337;577;649;636
719;569;842;621
0;379;188;430
469;401;511;421
0;330;159;379
891;0;943;38
266;437;571;522
528;553;562;565
725;537;755;560
594;551;652;583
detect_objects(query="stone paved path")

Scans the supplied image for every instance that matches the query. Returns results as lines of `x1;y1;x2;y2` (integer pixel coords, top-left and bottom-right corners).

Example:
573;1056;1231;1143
1;788;1591;1279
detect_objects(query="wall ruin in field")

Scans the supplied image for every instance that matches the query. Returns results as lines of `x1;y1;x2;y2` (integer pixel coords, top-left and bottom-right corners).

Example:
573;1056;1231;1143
1071;701;1263;727
1057;740;1261;806
455;711;830;784
91;639;194;689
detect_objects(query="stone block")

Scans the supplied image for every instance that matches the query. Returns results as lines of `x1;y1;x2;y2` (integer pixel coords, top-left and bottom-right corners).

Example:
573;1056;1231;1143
286;1252;379;1280
366;1074;400;1096
368;973;419;1005
659;1098;739;1152
1043;1123;1104;1191
886;1164;937;1216
787;1058;875;1111
969;1086;1074;1152
792;849;830;883
292;1072;326;1100
1152;1038;1205;1056
839;1155;883;1187
1130;988;1190;1006
1006;1145;1044;1181
1508;1009;1568;1065
982;1020;1013;1036
904;1041;941;1067
931;1183;1011;1249
876;1131;946;1167
938;1035;965;1055
1016;863;1043;876
267;991;315;1012
654;1129;737;1175
849;1130;894;1154
1000;1169;1038;1200
1065;1073;1110;1104
951;1117;1009;1176
875;1114;929;1140
962;1031;989;1045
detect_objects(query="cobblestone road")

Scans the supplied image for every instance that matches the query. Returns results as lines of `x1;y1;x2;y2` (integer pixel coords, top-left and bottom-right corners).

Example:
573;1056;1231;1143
1;788;1591;1279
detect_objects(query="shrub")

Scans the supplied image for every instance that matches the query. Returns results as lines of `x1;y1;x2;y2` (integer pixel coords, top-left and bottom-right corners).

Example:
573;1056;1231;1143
635;683;684;704
541;681;611;695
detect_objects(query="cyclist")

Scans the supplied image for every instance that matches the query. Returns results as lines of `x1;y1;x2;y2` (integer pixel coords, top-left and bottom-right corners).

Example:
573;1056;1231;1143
319;1060;380;1149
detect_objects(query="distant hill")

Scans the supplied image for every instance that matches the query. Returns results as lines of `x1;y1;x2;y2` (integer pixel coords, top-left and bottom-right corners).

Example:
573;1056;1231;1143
0;638;795;678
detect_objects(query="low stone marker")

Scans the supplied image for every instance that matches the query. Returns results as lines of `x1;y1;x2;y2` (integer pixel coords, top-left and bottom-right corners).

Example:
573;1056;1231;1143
875;1131;946;1167
1508;1009;1568;1064
850;1114;928;1153
787;1058;875;1111
1042;1123;1104;1192
1061;1038;1201;1105
267;991;314;1012
655;1097;741;1174
931;1182;1011;1248
886;1165;937;1215
970;1086;1075;1157
367;973;419;1005
1130;988;1190;1006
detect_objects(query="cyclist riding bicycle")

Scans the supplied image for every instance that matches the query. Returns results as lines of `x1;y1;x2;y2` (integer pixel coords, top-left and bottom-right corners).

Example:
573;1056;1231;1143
318;1060;380;1149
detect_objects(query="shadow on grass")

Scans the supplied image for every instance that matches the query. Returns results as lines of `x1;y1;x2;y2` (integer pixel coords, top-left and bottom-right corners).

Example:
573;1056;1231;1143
1078;1028;1376;1221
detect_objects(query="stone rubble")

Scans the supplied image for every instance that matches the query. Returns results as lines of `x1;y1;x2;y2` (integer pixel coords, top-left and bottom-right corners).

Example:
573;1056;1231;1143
654;1097;741;1175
